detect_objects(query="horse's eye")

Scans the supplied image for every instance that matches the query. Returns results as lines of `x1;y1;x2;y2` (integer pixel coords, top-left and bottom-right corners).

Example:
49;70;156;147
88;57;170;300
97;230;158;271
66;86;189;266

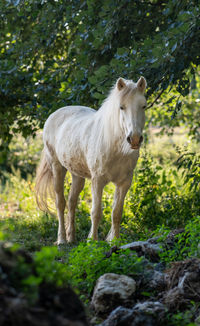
120;106;125;110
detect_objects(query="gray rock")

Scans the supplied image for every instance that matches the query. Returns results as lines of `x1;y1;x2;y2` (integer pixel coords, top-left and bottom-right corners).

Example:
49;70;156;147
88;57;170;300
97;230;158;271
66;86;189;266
151;270;166;290
141;270;166;292
99;301;166;326
99;306;133;326
132;301;165;315
91;273;136;315
120;239;162;262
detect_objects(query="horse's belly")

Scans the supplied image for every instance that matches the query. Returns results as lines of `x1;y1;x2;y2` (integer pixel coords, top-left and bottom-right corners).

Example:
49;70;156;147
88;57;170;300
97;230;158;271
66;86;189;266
61;153;91;179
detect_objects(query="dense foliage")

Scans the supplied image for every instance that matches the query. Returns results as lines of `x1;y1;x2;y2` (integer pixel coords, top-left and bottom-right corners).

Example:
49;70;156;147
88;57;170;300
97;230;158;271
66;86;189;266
0;0;199;155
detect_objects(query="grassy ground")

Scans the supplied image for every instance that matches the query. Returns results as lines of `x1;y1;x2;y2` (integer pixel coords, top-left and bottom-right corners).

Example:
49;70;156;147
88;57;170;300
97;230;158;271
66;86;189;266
0;128;199;251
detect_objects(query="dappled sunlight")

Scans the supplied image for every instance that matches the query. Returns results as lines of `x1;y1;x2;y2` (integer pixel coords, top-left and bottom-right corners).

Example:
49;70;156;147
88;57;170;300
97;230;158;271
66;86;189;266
1;128;199;248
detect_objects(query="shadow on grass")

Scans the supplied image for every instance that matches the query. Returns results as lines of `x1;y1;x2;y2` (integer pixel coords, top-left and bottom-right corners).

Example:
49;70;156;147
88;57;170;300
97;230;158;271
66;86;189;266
0;209;94;252
0;214;58;251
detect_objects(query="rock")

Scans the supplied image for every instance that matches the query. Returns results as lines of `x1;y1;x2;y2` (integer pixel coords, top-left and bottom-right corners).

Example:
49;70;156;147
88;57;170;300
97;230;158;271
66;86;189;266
91;273;136;315
120;239;162;262
133;301;166;315
141;270;166;293
150;270;166;291
99;306;133;326
99;301;166;326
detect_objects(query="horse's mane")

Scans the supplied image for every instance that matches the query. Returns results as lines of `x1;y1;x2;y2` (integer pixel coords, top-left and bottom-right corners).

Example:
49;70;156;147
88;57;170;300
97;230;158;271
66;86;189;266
94;79;137;155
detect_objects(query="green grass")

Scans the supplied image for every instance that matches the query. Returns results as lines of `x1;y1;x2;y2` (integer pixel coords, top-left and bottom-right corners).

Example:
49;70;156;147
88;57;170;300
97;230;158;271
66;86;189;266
0;128;199;251
0;131;199;326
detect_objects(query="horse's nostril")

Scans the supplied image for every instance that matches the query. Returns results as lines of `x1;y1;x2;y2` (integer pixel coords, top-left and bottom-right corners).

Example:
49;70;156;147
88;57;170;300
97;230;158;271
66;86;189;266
127;136;131;144
140;136;143;143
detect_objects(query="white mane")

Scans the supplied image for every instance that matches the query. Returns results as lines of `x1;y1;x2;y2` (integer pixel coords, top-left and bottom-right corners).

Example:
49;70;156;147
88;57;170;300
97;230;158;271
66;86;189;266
93;80;137;156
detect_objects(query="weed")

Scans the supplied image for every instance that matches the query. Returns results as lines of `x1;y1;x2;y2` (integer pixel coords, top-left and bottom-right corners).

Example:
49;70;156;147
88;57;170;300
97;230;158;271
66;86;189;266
158;216;200;264
68;240;145;301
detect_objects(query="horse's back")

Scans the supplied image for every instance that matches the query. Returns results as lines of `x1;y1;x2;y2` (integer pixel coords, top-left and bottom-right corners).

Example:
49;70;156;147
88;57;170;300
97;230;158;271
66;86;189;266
44;105;94;142
45;105;94;130
43;105;95;177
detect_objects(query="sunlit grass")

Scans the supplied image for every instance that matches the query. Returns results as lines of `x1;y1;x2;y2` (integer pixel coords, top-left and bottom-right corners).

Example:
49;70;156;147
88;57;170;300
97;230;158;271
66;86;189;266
0;128;199;251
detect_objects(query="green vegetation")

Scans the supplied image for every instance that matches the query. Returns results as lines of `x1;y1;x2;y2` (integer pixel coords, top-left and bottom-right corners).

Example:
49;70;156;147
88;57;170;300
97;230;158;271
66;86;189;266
158;216;200;264
0;1;200;324
0;240;71;304
68;241;145;299
0;131;200;324
1;131;199;246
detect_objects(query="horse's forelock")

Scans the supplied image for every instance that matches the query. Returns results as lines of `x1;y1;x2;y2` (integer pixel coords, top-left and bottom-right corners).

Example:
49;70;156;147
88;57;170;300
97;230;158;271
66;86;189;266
120;81;137;101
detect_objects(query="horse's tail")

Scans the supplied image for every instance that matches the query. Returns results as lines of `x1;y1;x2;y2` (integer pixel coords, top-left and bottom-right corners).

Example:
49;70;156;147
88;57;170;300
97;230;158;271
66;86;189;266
35;149;55;213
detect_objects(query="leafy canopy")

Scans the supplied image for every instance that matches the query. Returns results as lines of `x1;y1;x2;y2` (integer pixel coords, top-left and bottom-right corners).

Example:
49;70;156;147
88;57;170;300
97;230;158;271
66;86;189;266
0;0;199;150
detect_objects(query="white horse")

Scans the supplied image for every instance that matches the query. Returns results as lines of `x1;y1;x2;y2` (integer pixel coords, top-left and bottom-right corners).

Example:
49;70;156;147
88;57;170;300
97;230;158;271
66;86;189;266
35;76;147;244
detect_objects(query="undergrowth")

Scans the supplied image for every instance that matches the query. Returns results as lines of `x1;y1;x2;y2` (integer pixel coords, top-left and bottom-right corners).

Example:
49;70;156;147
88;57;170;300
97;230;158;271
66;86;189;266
68;240;145;301
1;137;199;247
157;215;200;264
0;131;200;325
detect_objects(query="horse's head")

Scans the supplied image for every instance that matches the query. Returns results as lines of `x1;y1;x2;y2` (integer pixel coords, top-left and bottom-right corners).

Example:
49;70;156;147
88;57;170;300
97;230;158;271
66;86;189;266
116;76;147;150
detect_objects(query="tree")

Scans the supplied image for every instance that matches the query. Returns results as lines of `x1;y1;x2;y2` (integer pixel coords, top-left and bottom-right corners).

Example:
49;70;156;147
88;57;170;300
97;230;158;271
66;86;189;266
0;0;199;156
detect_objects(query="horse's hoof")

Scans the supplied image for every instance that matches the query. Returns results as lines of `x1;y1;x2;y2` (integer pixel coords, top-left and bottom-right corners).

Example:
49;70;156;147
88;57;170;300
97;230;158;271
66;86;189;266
66;238;75;243
66;233;75;243
56;238;67;246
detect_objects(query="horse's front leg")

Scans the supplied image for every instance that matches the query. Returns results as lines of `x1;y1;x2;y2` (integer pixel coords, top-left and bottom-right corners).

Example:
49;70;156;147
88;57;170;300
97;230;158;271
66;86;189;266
66;174;85;243
106;180;131;241
88;178;105;241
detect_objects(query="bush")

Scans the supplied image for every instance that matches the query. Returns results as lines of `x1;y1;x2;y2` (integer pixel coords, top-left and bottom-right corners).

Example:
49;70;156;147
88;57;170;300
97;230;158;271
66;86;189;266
123;149;200;234
158;216;200;264
0;242;71;303
68;241;145;299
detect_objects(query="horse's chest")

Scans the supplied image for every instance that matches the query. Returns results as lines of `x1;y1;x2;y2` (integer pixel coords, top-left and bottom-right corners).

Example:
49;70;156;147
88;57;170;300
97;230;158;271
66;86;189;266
108;158;137;183
94;153;139;184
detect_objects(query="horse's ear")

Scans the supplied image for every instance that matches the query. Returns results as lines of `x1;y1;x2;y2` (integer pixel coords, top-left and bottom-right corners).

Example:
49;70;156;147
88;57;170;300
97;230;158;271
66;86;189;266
137;76;147;93
117;78;126;91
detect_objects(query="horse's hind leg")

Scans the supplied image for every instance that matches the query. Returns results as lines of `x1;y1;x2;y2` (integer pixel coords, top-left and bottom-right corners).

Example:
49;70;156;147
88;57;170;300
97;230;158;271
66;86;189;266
66;174;85;242
52;162;67;245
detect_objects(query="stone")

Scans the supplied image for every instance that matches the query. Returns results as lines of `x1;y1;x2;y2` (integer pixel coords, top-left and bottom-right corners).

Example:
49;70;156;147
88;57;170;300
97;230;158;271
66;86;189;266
99;301;166;326
141;270;166;293
150;270;166;291
120;239;162;262
99;306;133;326
91;273;136;315
132;301;165;315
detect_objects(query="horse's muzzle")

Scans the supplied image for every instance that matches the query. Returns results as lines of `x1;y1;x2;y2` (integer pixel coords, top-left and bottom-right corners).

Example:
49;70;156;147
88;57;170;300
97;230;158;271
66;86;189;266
127;134;143;149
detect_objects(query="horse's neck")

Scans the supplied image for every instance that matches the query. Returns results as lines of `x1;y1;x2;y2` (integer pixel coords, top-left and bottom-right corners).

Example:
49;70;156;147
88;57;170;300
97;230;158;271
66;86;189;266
93;101;125;155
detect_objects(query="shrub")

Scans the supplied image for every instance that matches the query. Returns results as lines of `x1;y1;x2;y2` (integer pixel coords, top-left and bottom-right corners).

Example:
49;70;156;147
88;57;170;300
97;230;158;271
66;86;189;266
0;242;71;304
157;216;200;264
68;240;145;299
123;149;200;234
